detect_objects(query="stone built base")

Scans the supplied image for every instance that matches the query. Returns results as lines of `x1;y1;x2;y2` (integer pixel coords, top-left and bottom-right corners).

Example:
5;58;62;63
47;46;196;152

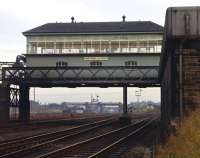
0;84;10;124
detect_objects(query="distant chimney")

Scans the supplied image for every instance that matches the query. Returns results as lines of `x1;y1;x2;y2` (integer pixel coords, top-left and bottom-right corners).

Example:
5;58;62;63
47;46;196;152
71;16;75;23
122;15;126;22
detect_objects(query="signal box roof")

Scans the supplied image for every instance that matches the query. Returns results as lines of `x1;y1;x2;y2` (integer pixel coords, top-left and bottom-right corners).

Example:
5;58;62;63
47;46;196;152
23;21;163;36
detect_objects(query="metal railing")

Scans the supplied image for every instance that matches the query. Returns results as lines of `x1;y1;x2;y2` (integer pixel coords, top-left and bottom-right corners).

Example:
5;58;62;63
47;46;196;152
2;66;159;87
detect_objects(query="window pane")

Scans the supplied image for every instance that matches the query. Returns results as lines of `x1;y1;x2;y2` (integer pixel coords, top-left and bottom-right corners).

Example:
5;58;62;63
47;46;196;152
56;42;64;54
139;41;147;53
63;42;72;53
120;41;128;53
90;61;102;67
72;41;81;53
37;42;45;54
125;61;138;67
83;41;92;53
56;61;68;67
102;41;110;53
111;41;119;53
149;41;157;53
29;42;37;54
156;40;162;53
92;41;100;53
129;41;138;53
45;42;54;54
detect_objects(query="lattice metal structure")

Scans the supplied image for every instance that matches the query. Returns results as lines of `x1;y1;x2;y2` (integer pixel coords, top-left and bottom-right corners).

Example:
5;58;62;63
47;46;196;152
10;87;20;107
0;62;19;109
0;62;14;81
9;87;20;120
2;66;159;87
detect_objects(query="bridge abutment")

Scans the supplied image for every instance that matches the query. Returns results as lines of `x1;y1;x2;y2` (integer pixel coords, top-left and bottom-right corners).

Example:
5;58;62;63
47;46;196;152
159;7;200;141
161;48;200;141
178;49;200;114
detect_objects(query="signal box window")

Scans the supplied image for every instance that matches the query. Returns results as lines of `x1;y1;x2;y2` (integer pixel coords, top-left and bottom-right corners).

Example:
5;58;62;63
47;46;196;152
90;61;102;67
56;61;68;67
125;61;137;67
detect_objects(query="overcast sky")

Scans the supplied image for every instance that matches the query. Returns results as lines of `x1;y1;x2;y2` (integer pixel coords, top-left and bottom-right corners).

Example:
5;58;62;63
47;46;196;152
0;0;199;103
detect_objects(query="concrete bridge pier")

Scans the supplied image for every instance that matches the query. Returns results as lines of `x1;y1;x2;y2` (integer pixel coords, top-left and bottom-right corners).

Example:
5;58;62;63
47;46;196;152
120;86;131;124
19;85;30;122
99;103;104;113
0;84;10;124
123;85;128;116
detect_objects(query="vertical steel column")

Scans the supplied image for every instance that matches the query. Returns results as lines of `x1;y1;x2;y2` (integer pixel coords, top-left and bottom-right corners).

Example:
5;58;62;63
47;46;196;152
123;86;128;116
19;85;30;122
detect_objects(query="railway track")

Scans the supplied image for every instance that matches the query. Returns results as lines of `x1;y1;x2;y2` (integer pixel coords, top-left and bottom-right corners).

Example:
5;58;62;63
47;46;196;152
89;117;157;158
0;114;158;158
34;117;157;158
0;117;117;158
0;115;112;132
0;115;113;142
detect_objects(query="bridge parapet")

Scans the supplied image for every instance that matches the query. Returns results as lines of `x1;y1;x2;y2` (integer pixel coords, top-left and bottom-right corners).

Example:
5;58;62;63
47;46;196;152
160;7;200;81
165;7;200;38
160;7;200;141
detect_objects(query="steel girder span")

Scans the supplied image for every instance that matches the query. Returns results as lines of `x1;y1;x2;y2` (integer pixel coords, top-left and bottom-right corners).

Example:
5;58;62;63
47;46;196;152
2;66;160;87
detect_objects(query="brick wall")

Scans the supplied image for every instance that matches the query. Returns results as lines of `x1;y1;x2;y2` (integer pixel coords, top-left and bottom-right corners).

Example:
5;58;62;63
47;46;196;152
182;49;200;112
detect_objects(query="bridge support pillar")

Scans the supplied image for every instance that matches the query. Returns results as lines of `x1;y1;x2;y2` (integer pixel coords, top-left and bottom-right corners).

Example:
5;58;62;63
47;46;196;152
99;103;104;113
0;84;10;124
120;86;131;125
123;86;128;116
19;85;30;122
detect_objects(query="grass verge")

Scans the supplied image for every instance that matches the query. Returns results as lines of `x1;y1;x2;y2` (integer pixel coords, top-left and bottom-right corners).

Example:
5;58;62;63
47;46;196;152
157;108;200;158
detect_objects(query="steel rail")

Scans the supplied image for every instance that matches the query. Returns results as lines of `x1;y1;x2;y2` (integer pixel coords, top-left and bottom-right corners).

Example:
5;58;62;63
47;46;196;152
0;118;119;158
0;114;111;128
0;115;112;142
34;118;149;158
0;115;111;130
88;117;158;158
0;117;115;157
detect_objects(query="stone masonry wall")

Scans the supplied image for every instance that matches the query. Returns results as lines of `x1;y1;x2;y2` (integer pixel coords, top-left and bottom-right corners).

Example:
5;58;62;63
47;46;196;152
182;49;200;112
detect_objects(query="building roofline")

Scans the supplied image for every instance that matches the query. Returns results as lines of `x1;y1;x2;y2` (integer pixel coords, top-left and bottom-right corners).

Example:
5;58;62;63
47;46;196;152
23;31;163;36
24;53;161;57
23;21;164;36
